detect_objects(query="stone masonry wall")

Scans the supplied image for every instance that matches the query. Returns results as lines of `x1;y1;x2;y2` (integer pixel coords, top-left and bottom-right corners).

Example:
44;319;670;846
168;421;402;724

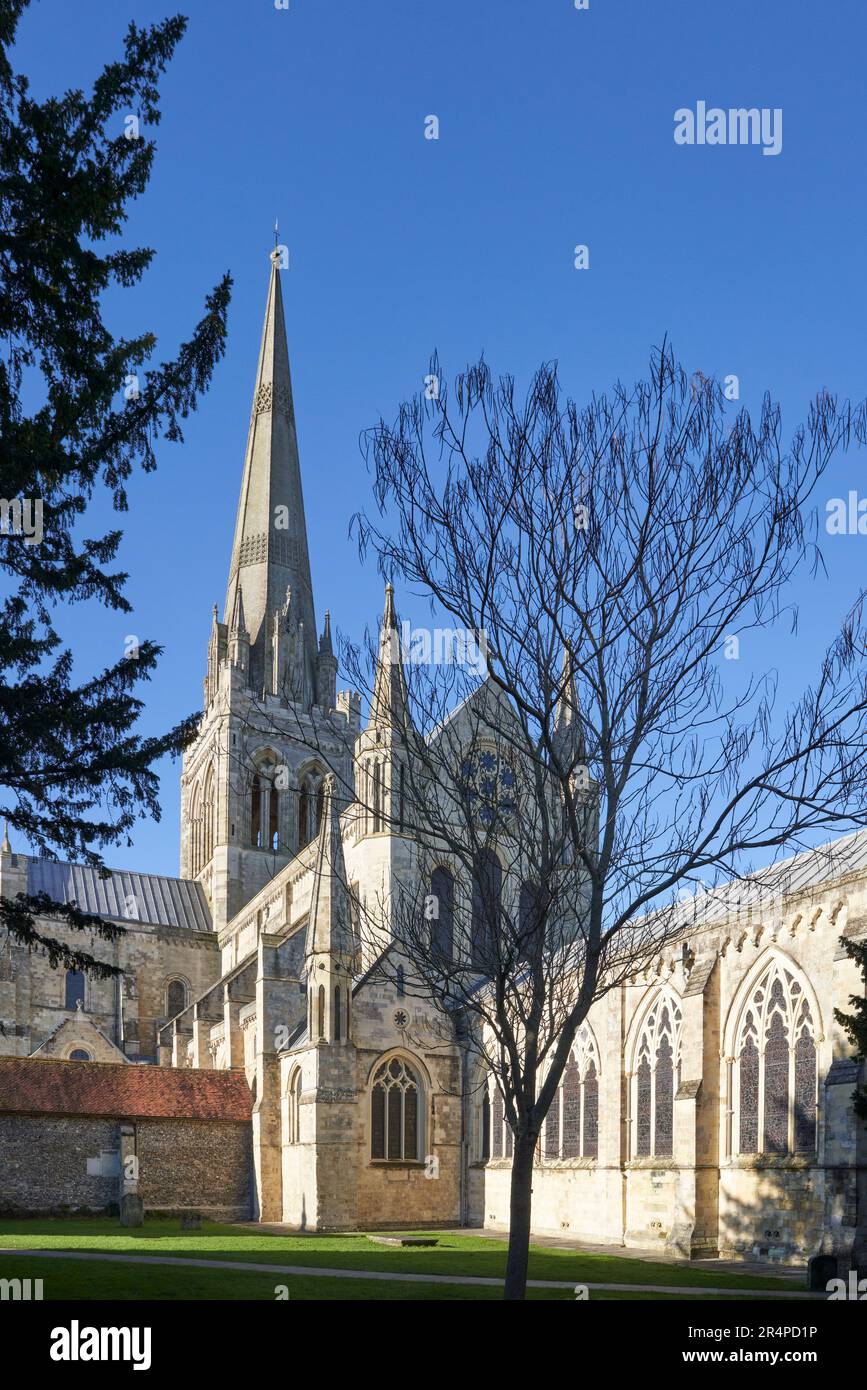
0;1114;252;1219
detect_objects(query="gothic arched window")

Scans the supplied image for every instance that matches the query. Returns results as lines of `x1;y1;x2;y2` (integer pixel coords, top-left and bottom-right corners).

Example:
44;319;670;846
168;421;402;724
370;1056;422;1161
65;970;85;1011
630;992;682;1159
202;763;215;864
731;958;817;1157
190;781;202;875
317;985;325;1040
429;866;455;963
251;773;262;847
288;1069;302;1144
334;986;341;1042
298;781;310;848
297;772;323;850
471;850;502;973
544;1083;561;1159
518;880;541;963
542;1024;599;1161
562;1055;581;1157
480;1086;491;1160
492;1086;504;1157
165;978;187;1019
582;1058;598;1158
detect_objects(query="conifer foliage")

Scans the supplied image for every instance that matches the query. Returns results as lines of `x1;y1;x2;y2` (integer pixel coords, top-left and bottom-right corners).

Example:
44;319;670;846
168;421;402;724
0;3;231;970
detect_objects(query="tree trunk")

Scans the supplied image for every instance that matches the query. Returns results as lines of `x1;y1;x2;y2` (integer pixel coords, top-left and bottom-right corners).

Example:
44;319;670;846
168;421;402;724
503;1131;536;1299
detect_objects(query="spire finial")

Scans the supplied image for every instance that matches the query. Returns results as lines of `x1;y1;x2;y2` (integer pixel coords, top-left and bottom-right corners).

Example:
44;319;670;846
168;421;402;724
1;820;10;854
383;582;397;631
270;221;281;267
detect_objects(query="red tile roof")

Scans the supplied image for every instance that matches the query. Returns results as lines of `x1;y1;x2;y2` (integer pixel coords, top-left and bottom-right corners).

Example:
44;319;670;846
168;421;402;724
0;1057;252;1122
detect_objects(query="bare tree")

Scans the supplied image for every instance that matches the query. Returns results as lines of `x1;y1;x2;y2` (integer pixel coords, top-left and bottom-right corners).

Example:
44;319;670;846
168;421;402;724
335;342;867;1298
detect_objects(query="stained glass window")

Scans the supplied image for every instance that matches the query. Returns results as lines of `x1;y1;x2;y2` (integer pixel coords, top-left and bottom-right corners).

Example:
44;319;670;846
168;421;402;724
632;994;681;1158
583;1060;598;1159
545;1089;561;1159
636;1054;652;1157
562;1059;581;1158
733;961;817;1158
492;1088;504;1157
794;1004;816;1152
763;1011;789;1154
655;1034;674;1157
371;1056;421;1161
739;1032;759;1154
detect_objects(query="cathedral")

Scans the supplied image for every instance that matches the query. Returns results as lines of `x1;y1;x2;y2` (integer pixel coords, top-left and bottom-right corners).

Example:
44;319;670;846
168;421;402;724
0;250;865;1273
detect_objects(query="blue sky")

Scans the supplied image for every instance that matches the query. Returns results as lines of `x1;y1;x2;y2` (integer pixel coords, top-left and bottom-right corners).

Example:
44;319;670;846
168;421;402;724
10;0;867;876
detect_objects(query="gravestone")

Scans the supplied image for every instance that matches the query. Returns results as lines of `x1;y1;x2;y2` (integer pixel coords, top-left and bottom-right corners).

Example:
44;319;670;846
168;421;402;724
119;1193;144;1228
807;1254;838;1290
181;1212;202;1232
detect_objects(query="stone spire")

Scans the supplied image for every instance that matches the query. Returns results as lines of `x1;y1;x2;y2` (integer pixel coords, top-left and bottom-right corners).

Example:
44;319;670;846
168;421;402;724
1;821;10;854
224;247;318;698
306;777;353;959
317;610;337;712
227;586;250;670
552;641;586;766
367;583;410;734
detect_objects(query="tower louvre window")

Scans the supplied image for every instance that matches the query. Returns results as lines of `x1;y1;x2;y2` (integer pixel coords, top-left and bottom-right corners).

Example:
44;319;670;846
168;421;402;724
372;760;383;832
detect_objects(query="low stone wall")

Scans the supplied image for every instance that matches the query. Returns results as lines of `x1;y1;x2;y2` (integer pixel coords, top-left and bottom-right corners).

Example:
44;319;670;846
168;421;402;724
0;1113;252;1220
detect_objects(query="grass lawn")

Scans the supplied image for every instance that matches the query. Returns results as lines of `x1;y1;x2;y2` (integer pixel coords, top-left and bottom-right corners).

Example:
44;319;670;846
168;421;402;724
0;1218;805;1300
0;1253;738;1300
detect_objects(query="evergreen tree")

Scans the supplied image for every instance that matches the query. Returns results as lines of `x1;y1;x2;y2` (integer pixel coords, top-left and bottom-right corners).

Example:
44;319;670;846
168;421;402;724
835;937;867;1122
0;2;231;973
